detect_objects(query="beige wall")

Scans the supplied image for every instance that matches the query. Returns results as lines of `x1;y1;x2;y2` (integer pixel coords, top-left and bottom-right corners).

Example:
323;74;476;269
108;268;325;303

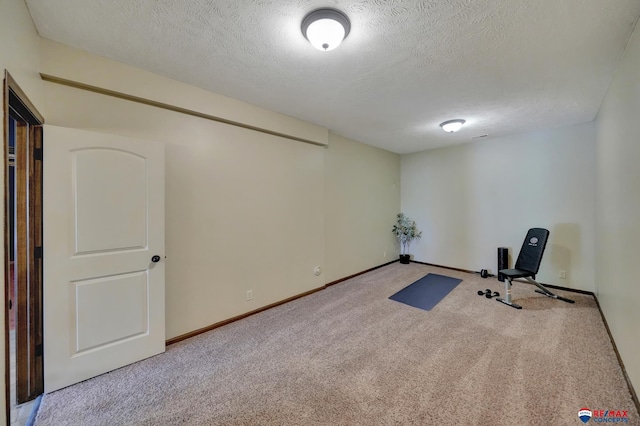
324;134;400;283
39;41;327;146
0;0;44;423
4;0;638;414
0;0;43;108
40;42;326;339
595;22;640;395
40;41;399;339
401;123;596;291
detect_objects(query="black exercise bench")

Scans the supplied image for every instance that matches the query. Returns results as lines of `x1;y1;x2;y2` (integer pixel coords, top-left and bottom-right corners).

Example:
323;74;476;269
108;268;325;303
497;228;575;309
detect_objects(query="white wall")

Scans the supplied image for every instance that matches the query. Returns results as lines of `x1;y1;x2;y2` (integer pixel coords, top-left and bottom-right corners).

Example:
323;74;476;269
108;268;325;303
595;22;640;396
324;134;400;283
401;123;596;291
0;1;44;424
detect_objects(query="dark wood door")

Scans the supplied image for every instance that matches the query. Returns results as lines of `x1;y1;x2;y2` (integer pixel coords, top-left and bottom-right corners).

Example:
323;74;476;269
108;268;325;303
4;72;44;415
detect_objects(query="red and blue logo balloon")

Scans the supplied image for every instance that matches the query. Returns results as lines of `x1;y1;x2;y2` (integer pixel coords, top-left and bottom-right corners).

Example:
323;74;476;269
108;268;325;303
578;408;593;423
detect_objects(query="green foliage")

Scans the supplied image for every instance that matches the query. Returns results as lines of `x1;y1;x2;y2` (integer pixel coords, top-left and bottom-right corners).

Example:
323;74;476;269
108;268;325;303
392;213;422;255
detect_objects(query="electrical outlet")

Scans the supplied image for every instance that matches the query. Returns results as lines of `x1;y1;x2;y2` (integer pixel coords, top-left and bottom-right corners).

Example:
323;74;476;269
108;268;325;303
559;270;566;279
384;251;387;258
246;290;253;301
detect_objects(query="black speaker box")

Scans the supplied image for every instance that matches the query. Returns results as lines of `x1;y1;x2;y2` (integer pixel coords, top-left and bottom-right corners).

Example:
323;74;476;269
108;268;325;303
498;247;508;282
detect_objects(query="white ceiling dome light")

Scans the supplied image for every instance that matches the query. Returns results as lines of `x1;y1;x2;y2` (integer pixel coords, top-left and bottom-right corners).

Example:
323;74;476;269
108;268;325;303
439;119;466;133
301;8;351;51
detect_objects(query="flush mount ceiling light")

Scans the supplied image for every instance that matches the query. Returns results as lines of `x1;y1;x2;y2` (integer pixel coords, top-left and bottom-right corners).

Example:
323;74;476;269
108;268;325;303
440;119;466;133
301;8;351;51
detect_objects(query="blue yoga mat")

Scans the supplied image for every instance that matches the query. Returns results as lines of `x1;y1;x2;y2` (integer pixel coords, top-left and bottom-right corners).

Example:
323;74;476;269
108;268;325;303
389;273;462;311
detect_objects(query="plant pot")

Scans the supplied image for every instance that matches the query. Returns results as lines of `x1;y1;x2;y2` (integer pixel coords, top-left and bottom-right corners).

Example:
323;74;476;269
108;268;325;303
399;254;411;264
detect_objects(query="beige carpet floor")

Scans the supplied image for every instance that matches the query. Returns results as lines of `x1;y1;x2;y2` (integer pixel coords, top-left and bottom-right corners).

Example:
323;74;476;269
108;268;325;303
35;263;638;425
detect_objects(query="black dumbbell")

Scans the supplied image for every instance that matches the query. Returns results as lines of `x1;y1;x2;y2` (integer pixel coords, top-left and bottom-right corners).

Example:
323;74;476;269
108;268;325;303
477;289;500;299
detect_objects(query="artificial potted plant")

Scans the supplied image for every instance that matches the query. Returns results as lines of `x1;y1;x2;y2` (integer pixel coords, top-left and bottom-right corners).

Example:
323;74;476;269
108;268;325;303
392;213;422;264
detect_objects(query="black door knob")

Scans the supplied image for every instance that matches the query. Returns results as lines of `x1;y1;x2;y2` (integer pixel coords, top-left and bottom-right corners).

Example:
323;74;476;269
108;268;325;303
151;255;161;263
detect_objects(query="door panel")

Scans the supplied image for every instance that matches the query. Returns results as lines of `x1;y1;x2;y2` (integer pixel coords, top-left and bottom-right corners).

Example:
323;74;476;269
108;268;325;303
74;270;148;352
14;122;30;403
28;125;44;400
43;125;165;392
74;149;147;253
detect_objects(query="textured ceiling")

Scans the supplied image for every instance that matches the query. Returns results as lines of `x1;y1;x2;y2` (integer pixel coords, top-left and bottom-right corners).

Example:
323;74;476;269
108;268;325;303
25;0;640;154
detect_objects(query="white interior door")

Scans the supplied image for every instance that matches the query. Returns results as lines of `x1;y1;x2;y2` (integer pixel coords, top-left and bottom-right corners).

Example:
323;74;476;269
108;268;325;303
43;125;165;392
